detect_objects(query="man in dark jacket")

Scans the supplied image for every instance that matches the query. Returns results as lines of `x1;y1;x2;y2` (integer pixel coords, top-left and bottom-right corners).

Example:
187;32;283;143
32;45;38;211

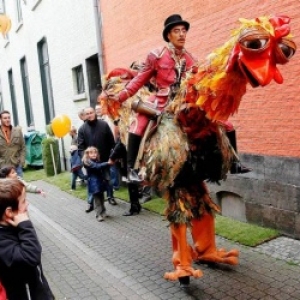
0;179;54;300
77;107;116;212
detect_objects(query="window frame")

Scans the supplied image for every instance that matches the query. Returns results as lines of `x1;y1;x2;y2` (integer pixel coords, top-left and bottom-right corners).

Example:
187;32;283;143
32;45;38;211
20;56;34;127
8;69;19;126
37;37;55;124
16;0;23;24
73;64;85;95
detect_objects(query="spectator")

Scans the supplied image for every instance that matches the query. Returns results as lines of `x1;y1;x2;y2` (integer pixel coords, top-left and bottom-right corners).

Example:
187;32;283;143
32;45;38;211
69;126;78;146
78;108;86;122
82;147;113;222
69;125;84;188
0;110;26;177
78;107;116;212
0;165;46;197
69;145;87;190
0;179;54;300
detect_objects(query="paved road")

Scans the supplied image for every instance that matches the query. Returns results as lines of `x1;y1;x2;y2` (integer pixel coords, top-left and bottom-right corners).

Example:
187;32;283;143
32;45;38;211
28;181;300;300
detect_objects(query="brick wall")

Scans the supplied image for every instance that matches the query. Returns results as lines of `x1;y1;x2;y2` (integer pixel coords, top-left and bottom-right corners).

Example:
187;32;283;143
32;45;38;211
99;0;300;236
99;0;300;158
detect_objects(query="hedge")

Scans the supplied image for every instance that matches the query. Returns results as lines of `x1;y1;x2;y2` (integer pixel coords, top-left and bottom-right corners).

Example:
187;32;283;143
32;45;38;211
41;137;62;176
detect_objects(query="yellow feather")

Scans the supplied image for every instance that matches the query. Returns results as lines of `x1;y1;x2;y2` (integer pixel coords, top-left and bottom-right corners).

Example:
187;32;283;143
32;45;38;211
179;199;186;212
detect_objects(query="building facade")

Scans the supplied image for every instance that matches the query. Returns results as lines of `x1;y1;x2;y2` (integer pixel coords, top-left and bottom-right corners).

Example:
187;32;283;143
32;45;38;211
0;0;101;168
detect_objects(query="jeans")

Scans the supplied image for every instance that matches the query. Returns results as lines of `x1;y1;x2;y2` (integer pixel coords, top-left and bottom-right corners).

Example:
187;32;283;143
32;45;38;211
94;192;105;216
106;180;114;199
16;165;23;177
87;192;94;205
110;165;120;190
71;168;87;190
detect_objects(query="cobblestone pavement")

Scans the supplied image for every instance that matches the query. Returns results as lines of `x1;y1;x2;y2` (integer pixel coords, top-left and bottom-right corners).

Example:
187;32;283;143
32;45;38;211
28;181;300;300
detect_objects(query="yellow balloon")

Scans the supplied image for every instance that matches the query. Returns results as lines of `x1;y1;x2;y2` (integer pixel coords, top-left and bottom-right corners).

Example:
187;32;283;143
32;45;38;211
0;14;11;36
51;114;71;138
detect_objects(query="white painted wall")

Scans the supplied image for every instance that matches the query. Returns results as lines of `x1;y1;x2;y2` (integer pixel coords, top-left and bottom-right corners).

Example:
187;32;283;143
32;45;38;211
0;0;98;132
0;0;99;168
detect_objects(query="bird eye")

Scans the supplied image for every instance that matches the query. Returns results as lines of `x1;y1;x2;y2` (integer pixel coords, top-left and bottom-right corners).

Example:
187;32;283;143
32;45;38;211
278;43;295;59
241;38;269;50
238;29;270;52
275;38;297;64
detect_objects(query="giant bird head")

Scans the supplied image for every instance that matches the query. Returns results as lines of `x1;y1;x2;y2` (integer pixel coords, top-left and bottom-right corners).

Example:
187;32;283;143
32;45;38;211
181;15;297;122
226;15;296;87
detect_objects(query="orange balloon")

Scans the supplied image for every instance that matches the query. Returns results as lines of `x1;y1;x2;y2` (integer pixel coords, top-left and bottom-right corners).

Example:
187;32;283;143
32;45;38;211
51;114;71;138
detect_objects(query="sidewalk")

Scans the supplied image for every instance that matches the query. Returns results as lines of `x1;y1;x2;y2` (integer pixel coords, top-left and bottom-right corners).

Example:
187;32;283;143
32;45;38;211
28;181;300;300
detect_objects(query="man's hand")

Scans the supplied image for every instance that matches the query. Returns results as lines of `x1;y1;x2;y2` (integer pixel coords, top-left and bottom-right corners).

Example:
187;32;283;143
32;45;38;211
100;89;119;102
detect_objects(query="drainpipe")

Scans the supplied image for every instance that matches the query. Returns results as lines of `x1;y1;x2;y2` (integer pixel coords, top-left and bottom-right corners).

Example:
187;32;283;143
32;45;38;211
93;0;105;88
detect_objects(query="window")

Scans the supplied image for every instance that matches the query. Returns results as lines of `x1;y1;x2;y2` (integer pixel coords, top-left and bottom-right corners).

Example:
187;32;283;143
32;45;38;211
86;54;101;107
16;0;23;24
0;0;5;14
8;69;19;126
20;57;34;127
73;65;85;94
37;38;55;124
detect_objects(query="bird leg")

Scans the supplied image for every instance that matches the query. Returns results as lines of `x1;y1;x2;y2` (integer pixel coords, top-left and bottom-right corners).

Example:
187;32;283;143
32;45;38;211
191;211;239;265
164;223;203;281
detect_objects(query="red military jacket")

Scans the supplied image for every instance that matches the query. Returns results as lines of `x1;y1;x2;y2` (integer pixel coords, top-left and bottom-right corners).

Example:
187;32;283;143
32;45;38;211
119;45;197;107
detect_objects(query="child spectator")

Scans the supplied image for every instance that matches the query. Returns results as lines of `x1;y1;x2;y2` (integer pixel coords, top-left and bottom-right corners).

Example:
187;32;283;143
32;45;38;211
0;165;46;197
69;126;78;146
0;179;54;300
82;146;113;222
70;145;87;190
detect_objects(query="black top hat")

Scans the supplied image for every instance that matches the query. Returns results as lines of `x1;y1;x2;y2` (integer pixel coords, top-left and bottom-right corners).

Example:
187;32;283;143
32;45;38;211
162;14;190;42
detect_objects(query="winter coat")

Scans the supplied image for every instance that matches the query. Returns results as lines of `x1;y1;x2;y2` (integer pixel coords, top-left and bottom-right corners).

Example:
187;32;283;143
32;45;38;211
84;159;109;195
118;46;197;107
0;125;26;168
0;220;54;300
70;150;83;172
77;119;115;162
